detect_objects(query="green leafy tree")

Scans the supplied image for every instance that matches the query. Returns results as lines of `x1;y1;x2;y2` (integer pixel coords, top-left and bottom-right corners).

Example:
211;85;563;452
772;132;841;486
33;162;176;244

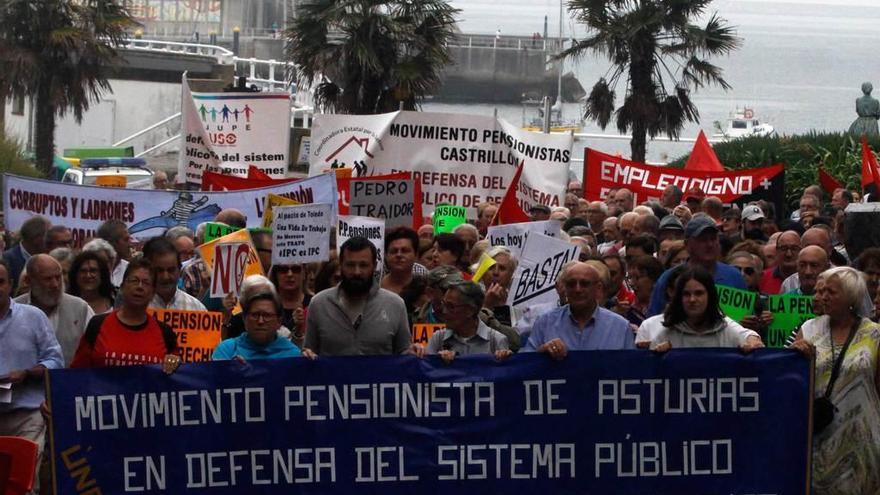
562;0;740;162
0;0;133;174
285;0;459;114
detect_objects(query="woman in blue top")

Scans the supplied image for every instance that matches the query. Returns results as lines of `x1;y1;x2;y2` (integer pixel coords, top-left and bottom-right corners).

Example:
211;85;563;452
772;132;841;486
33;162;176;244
212;286;301;360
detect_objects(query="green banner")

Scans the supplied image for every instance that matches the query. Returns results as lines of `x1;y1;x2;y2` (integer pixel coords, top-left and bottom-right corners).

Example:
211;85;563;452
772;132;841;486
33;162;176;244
204;222;239;242
716;285;757;322
766;294;815;348
433;204;467;234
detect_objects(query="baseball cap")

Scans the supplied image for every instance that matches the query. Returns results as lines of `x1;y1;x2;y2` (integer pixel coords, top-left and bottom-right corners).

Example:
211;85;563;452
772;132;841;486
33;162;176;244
529;204;551;214
741;204;765;221
427;266;463;289
684;215;719;239
684;186;706;203
658;215;684;232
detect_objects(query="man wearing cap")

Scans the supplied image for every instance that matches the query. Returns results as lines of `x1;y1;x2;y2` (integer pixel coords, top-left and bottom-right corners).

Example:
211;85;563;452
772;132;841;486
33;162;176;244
740;204;768;242
414;266;463;324
647;214;747;316
683;187;706;214
658;215;685;242
529;204;551;222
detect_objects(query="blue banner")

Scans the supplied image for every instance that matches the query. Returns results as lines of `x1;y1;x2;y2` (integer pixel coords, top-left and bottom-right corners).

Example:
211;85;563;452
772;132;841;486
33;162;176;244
47;350;811;495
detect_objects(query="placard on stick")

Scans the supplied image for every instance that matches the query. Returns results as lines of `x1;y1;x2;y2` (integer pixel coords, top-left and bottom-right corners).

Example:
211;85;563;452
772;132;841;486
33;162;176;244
433;204;467;234
210;242;250;298
272;203;332;264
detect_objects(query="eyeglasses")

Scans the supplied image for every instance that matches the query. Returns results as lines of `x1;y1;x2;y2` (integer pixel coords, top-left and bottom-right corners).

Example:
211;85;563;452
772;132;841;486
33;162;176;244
246;312;278;322
275;265;302;274
735;266;756;276
124;277;153;287
565;279;596;288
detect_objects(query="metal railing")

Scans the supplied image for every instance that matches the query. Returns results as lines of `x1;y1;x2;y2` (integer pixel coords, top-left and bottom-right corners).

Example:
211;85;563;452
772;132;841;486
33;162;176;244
119;38;234;64
448;34;562;51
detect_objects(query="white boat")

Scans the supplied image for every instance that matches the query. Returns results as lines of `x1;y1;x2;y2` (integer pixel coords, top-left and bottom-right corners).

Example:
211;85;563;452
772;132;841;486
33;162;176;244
712;108;776;140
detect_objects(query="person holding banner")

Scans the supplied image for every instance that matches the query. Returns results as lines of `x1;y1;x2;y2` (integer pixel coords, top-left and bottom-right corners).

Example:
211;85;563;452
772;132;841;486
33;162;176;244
212;284;301;361
644;266;763;351
425;281;511;362
523;262;634;358
792;267;880;495
70;258;180;374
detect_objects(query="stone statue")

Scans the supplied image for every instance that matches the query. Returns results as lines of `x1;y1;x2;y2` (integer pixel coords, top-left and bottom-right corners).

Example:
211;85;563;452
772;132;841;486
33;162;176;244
849;82;880;136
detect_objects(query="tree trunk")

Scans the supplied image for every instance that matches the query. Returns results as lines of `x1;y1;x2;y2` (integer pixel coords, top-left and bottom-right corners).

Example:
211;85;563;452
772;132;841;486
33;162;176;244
628;42;655;164
34;79;56;177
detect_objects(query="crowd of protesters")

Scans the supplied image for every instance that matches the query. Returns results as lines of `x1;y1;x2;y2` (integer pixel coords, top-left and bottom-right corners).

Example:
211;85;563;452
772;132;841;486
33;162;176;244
0;180;878;495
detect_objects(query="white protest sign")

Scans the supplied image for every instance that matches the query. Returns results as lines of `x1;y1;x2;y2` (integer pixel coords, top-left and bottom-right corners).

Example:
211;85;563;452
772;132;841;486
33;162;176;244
349;178;416;228
178;76;291;185
487;220;562;257
3;173;337;247
337;215;386;283
210;242;250;298
310;110;572;218
507;233;581;310
272;204;332;264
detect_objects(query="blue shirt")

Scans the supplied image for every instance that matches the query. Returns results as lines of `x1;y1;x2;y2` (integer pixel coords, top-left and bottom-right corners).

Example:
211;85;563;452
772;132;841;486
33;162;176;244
212;333;301;360
523;304;635;351
647;262;746;317
0;300;64;412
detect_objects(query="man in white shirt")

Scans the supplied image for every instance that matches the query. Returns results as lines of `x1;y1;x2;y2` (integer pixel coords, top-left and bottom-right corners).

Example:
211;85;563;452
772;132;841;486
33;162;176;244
14;254;93;365
143;237;206;311
98;219;132;288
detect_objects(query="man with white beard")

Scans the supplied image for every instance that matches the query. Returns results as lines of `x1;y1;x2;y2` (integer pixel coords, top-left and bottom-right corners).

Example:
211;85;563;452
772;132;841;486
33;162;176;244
15;254;94;365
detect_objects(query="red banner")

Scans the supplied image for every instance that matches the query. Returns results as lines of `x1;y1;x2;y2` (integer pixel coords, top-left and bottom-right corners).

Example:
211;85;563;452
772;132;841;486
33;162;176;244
201;171;423;227
583;148;785;207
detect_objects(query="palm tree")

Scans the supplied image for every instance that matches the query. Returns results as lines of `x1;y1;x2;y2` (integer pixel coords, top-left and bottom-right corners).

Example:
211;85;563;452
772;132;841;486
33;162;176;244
0;0;133;175
561;0;740;162
285;0;459;115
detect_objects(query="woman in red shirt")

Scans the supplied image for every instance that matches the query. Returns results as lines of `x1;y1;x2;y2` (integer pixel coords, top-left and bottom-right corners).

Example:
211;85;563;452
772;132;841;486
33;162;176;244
71;257;179;373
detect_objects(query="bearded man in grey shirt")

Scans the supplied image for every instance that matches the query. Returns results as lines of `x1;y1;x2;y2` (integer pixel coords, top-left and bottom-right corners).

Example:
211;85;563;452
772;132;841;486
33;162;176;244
304;237;419;358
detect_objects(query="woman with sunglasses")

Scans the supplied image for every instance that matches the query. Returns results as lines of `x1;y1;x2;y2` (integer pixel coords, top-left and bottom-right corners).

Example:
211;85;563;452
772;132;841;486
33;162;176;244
640;265;763;352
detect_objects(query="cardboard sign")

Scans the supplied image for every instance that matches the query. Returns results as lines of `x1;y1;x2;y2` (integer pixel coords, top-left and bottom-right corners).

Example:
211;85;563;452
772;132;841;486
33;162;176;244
349;178;416;228
717;285;757;322
412;323;445;345
198;229;265;298
507;233;580;309
767;294;815;348
261;193;301;229
272;203;332;264
337;215;385;268
210;242;250;298
433;204;467;234
178;77;291;185
95;175;126;188
487;220;562;257
148;309;223;362
204;222;239;242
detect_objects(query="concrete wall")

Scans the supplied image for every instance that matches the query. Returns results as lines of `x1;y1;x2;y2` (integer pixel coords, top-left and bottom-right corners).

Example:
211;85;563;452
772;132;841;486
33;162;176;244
4;79;182;156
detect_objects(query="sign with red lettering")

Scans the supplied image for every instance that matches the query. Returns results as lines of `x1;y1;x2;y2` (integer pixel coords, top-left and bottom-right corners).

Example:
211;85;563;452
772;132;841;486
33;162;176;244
583;148;785;212
210;242;250;298
310;111;572;218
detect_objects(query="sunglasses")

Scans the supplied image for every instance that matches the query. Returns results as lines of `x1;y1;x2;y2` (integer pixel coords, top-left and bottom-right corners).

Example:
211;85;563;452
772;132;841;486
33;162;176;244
736;266;756;276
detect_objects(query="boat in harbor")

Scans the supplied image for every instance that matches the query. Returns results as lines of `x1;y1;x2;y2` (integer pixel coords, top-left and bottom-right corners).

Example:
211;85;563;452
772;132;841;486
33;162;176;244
521;98;583;133
712;107;776;140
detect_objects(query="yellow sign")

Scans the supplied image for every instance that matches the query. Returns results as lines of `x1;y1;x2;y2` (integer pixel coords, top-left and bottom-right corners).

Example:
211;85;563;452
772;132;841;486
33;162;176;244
262;193;300;228
95;175;127;188
148;309;223;362
412;323;445;345
198;229;265;313
472;253;497;284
